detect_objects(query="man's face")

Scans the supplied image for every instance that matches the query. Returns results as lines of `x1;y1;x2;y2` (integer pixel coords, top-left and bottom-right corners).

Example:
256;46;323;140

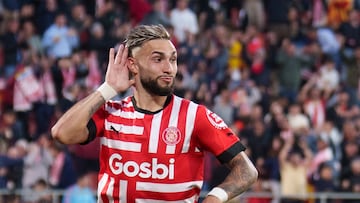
132;39;177;96
55;14;66;27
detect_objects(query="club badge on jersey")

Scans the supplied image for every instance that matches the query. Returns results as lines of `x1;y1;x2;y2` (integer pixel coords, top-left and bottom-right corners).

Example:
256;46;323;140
162;127;181;145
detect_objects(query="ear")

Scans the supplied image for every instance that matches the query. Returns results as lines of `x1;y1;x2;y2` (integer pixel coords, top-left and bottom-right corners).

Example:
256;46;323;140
127;57;138;74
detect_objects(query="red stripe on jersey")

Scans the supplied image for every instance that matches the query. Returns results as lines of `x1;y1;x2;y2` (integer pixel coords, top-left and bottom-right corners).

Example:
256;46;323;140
143;112;158;153
112;177;120;203
126;179;137;203
156;100;172;154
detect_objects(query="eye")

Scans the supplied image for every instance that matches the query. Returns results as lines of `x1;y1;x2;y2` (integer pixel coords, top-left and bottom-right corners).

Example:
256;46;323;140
170;57;177;63
153;57;162;62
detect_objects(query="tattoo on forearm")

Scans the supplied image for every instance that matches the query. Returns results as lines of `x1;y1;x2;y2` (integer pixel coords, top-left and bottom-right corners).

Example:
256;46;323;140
88;96;105;117
219;154;257;198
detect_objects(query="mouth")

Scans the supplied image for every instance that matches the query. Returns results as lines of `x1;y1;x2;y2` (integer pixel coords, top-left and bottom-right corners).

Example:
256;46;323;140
159;76;173;83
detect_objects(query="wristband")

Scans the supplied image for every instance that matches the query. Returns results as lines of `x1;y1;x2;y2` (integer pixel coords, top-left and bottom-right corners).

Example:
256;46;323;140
207;187;228;202
97;82;117;101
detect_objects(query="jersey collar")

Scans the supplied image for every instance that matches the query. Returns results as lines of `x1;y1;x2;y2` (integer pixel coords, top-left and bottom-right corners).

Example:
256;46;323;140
131;95;173;114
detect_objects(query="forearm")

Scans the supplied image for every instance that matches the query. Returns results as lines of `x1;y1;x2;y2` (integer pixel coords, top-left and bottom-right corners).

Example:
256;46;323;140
51;91;105;144
204;152;258;202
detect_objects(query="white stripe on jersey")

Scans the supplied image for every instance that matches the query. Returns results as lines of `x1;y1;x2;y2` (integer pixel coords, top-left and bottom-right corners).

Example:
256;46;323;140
101;137;142;152
136;180;203;193
166;96;182;154
120;180;128;203
106;106;145;119
148;112;162;153
135;195;197;203
182;102;198;153
97;173;109;203
107;177;115;203
105;120;144;135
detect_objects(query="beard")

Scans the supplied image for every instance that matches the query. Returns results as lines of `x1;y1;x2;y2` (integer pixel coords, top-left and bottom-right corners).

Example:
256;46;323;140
140;75;174;96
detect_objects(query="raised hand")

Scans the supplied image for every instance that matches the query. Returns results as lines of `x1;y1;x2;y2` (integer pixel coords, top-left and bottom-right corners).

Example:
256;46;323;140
105;44;135;93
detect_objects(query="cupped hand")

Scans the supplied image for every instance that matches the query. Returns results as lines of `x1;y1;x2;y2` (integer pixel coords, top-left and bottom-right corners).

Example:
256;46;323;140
105;44;135;93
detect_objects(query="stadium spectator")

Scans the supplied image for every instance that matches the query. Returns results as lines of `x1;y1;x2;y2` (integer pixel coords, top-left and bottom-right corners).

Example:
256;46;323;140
32;56;57;139
243;119;270;163
42;12;79;59
0;15;21;78
311;0;328;28
317;120;343;175
62;171;96;203
276;38;312;103
342;46;360;106
19;20;44;56
68;2;93;50
21;134;53;189
264;136;282;203
316;55;340;94
263;0;292;39
0;108;24;153
341;156;360;203
48;142;77;189
88;21;116;71
287;103;311;135
140;0;171;27
170;0;199;43
338;10;360;51
311;163;337;203
242;0;265;31
326;90;360;129
35;0;60;35
279;135;312;203
340;121;360;177
299;77;327;130
308;136;335;178
94;0;124;38
23;179;52;203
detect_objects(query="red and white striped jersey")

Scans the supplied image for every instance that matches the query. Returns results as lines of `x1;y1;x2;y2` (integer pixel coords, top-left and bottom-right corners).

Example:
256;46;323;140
89;95;244;203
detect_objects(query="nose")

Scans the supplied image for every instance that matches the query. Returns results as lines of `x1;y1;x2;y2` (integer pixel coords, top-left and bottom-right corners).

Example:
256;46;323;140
163;60;175;74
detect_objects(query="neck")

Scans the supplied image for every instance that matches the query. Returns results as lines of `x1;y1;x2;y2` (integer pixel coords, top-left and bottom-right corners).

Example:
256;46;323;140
133;89;170;113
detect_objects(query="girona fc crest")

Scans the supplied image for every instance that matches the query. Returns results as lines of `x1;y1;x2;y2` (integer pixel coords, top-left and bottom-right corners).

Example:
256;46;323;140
206;109;228;129
162;127;181;145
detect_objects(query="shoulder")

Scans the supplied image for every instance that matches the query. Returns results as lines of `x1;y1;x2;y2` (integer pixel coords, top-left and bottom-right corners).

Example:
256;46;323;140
105;96;133;110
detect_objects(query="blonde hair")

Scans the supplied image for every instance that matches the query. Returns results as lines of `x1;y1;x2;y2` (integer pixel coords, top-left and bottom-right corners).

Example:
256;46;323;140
124;24;170;56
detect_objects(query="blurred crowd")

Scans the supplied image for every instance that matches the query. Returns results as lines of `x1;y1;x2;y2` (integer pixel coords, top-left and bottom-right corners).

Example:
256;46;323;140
0;0;360;203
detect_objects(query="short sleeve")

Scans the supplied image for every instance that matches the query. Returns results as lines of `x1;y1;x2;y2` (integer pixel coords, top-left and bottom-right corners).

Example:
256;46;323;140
194;105;245;164
83;104;107;145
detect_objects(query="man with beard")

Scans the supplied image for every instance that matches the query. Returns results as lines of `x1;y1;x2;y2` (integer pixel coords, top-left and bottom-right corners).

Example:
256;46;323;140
51;24;257;203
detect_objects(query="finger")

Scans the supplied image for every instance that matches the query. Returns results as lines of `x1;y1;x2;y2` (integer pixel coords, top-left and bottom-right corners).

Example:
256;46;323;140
114;44;124;64
120;46;128;66
108;48;114;66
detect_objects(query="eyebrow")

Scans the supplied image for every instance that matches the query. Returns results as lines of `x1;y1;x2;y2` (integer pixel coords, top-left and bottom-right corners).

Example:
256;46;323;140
151;51;177;57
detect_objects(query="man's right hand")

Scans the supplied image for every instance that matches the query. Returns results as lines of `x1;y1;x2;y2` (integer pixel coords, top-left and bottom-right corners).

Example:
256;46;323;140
105;44;135;93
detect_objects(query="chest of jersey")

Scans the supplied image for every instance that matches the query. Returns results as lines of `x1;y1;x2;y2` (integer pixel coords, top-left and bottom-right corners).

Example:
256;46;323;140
97;97;204;202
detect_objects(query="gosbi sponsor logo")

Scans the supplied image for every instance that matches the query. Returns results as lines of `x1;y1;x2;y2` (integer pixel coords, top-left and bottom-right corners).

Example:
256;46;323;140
109;153;175;179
